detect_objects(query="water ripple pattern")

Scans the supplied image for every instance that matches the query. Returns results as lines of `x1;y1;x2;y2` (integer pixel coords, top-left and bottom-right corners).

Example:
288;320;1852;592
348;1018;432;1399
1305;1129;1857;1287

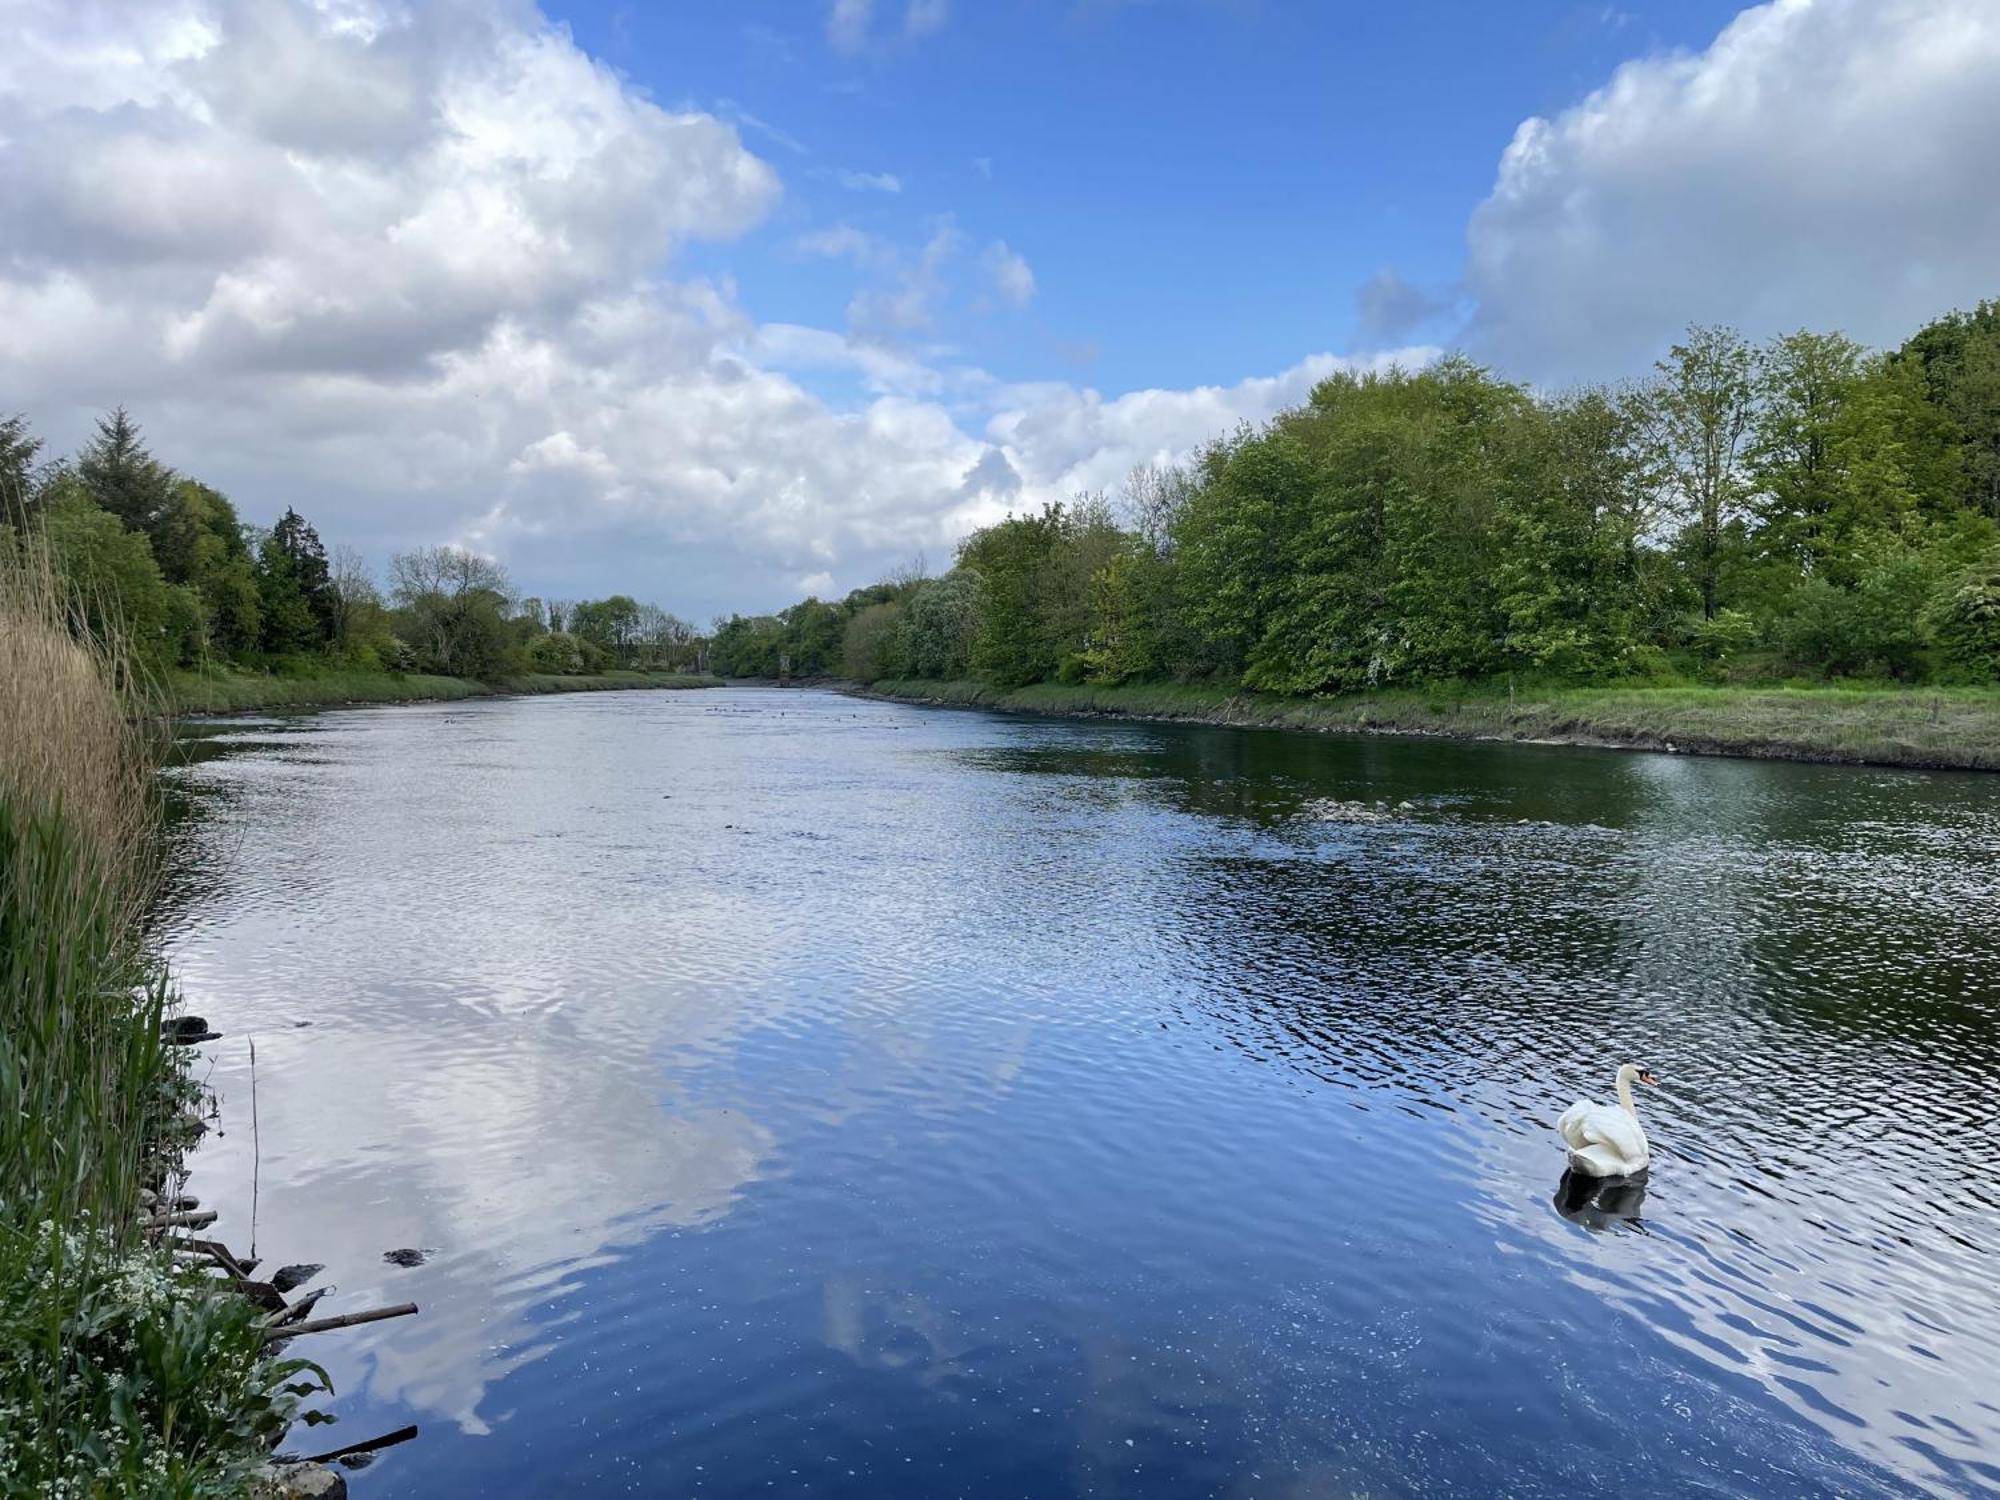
158;688;2000;1498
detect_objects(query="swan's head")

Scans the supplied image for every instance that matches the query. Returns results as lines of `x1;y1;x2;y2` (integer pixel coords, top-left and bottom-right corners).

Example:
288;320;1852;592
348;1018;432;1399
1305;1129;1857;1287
1617;1062;1659;1088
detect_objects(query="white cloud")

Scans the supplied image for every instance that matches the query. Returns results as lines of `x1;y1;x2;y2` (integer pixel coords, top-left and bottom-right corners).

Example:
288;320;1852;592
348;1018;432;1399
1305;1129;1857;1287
905;0;950;41
825;0;948;57
0;0;1429;618
1463;0;2000;381
826;0;873;55
829;167;903;193
982;240;1036;307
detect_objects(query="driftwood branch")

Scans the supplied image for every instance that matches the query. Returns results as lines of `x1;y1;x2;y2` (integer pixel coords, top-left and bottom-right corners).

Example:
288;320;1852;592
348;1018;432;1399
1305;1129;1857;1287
264;1286;331;1329
296;1424;420;1464
179;1236;252;1280
144;1208;218;1231
262;1302;417;1343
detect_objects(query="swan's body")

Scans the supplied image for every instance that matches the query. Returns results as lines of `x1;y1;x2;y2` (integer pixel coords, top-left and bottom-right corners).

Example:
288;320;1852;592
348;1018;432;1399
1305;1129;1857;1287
1557;1063;1656;1177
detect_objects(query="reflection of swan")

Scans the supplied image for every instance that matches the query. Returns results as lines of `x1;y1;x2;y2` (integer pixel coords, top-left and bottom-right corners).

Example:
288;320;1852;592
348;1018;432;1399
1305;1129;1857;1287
1557;1063;1656;1176
1554;1167;1649;1232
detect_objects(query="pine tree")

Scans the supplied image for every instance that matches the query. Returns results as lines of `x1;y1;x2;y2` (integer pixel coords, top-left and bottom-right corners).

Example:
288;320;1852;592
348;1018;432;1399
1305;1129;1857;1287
77;407;175;535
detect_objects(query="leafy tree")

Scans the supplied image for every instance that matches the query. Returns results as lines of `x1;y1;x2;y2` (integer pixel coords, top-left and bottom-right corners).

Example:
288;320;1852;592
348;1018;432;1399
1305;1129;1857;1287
573;595;643;664
1897;298;2000;519
39;495;201;669
899;573;981;679
780;597;845;676
1639;326;1758;620
389;545;515;677
842;602;906;682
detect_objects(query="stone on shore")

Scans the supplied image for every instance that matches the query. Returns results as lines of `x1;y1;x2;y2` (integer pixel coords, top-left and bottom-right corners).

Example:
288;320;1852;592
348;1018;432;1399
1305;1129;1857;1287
250;1463;346;1500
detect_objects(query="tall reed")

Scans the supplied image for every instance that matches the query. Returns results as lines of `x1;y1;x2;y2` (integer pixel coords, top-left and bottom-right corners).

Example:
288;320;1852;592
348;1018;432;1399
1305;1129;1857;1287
2;510;315;1494
0;510;171;1232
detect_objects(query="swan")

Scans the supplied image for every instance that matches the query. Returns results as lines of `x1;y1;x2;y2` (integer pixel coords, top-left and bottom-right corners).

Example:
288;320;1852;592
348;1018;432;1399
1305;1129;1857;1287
1557;1063;1657;1177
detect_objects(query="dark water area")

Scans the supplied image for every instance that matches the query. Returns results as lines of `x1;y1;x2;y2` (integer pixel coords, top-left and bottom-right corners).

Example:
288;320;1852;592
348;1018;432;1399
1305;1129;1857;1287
159;687;2000;1498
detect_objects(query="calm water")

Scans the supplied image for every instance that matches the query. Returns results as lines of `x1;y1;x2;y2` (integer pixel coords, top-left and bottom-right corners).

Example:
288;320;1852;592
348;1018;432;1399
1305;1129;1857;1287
160;687;2000;1499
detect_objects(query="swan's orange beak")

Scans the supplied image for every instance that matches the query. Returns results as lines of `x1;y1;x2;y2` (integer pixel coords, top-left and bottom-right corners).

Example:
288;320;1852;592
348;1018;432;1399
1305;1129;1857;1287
1639;1070;1659;1086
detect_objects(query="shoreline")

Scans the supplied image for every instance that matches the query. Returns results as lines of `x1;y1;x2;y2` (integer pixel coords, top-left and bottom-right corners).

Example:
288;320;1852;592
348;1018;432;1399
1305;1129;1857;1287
844;678;2000;773
169;668;724;717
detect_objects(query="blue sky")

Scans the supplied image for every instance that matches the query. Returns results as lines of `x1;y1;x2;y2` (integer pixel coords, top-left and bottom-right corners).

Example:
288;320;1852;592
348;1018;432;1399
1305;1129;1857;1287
556;0;1745;398
4;0;1996;614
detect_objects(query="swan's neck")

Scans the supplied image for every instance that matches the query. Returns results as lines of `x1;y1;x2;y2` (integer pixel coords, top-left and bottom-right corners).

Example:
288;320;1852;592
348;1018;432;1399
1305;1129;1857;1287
1616;1073;1638;1117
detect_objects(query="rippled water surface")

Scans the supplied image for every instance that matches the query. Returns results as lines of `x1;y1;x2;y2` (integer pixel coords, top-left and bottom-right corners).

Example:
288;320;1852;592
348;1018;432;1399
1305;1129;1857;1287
161;687;2000;1498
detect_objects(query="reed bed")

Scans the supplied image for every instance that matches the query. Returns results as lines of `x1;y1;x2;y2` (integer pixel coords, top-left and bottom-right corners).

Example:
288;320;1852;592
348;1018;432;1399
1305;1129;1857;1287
1;518;313;1496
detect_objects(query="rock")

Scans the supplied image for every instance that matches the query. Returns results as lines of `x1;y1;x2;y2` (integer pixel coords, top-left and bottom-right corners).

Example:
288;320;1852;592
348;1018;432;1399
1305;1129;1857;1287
249;1463;347;1500
382;1247;430;1267
236;1279;290;1314
271;1262;324;1294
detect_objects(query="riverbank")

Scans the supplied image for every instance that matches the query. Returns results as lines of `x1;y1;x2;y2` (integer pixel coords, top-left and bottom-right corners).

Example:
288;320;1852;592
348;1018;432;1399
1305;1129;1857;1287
170;667;724;715
856;678;2000;772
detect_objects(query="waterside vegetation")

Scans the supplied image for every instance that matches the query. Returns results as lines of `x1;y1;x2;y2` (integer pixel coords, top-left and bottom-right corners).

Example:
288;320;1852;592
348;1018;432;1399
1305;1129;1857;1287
2;407;718;714
720;303;2000;765
863;677;2000;772
0;531;324;1494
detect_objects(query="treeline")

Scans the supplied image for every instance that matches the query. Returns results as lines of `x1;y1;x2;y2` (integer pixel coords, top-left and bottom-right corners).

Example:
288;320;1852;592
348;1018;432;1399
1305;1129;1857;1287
0;410;708;682
722;303;2000;691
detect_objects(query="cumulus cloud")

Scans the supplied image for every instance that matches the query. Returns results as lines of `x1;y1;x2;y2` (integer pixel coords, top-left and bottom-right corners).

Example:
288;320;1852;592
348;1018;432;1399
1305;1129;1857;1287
1463;0;2000;381
982;240;1037;307
0;0;1425;616
1352;268;1446;348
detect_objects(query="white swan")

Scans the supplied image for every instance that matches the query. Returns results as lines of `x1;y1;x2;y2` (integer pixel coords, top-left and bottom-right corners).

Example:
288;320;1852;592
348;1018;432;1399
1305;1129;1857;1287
1557;1063;1657;1177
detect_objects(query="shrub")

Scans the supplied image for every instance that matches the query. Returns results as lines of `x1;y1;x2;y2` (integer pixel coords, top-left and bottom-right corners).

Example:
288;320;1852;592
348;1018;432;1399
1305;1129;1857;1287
1926;549;2000;681
526;630;586;675
1772;554;1937;679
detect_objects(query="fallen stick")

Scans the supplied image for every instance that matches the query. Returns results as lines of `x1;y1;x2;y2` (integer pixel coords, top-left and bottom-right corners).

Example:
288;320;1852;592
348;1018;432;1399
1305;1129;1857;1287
144;1209;218;1231
262;1302;417;1343
296;1424;420;1464
179;1236;252;1280
263;1286;330;1329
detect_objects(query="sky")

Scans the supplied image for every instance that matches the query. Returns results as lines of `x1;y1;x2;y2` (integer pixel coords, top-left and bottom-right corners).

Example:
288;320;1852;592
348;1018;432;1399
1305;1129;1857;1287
3;0;1998;620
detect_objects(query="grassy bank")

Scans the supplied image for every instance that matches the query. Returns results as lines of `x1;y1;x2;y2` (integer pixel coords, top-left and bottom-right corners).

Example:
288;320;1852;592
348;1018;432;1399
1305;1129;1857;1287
862;678;2000;772
169;666;723;714
3;538;318;1492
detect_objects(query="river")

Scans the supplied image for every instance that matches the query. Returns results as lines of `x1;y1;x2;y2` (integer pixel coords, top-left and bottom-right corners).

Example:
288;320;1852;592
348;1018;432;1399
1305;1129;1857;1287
160;686;2000;1498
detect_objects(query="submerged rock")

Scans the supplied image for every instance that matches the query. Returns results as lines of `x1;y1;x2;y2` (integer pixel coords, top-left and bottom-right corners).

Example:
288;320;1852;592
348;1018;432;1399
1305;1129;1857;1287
382;1247;430;1267
250;1463;346;1500
271;1262;324;1294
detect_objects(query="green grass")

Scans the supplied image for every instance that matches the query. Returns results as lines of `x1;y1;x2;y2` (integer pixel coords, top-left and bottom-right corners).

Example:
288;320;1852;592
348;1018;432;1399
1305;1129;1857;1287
168;667;723;714
864;678;2000;771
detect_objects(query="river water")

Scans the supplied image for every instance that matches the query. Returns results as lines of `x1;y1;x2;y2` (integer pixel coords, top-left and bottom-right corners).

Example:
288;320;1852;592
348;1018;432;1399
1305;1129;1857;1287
160;686;2000;1498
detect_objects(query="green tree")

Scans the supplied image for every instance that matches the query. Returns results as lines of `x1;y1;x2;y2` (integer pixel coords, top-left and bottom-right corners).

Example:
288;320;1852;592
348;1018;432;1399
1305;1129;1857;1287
77;408;176;539
0;413;42;509
842;601;906;682
899;572;981;679
1897;298;2000;519
388;545;515;677
1640;326;1758;620
39;495;201;668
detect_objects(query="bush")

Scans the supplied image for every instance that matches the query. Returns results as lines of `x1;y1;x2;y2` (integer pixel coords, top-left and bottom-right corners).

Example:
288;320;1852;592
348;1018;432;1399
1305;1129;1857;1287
1926;549;2000;681
526;630;586;675
1772;555;1937;679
